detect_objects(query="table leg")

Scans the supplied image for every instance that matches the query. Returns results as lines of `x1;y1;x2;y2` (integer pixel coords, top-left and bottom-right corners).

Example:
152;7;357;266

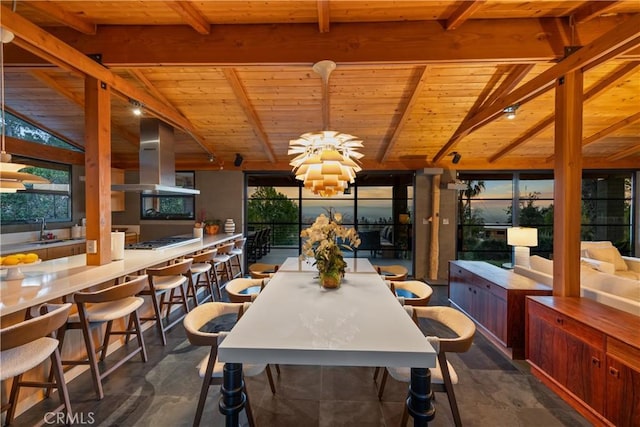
407;367;435;427
219;362;245;427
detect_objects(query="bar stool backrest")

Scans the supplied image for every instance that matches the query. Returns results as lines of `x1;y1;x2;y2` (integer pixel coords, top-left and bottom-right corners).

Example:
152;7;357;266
192;249;217;264
1;303;72;350
74;275;148;304
147;258;193;276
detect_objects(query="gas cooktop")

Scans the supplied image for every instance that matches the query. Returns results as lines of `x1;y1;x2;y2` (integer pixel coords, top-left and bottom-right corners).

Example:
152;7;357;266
125;236;200;250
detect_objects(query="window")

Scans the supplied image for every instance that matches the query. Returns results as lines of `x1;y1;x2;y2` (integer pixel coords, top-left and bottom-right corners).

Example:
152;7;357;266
4;111;82;152
140;172;196;220
0;157;72;224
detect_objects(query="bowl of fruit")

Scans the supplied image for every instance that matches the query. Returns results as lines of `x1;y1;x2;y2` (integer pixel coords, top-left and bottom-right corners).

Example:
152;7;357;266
0;253;41;280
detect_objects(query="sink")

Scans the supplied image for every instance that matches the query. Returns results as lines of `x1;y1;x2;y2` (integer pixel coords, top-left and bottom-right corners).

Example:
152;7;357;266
35;239;64;245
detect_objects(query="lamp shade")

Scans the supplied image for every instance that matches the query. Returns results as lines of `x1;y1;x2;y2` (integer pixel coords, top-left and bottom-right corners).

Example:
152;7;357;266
507;227;538;247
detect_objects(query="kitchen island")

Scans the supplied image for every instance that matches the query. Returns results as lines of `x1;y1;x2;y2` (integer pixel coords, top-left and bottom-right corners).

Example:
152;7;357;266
0;232;242;316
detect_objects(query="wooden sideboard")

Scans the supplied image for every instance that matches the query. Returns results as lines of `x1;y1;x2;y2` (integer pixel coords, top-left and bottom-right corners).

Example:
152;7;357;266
527;296;640;427
448;260;552;359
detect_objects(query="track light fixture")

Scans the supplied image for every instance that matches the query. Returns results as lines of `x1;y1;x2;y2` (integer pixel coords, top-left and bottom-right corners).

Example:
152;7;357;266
130;99;143;116
208;154;215;163
503;104;519;120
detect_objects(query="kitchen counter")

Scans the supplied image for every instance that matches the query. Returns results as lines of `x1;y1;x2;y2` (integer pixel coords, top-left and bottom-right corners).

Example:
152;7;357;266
1;238;87;256
0;232;242;316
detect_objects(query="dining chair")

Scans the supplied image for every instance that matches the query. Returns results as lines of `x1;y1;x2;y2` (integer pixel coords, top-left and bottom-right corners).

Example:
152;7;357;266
374;264;408;281
377;306;476;427
248;263;279;279
388;280;433;306
183;302;277;427
190;249;217;304
225;277;266;303
56;275;148;400
1;303;72;425
141;258;193;346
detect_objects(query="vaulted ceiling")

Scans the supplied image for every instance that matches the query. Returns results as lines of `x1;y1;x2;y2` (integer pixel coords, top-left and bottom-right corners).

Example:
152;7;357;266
2;1;639;172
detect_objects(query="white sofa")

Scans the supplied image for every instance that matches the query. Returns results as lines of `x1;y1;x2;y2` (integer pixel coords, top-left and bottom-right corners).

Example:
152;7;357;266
580;241;640;280
514;255;640;316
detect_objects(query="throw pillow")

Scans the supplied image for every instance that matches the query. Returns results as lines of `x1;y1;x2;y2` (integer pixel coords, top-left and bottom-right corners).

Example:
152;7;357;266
587;246;629;271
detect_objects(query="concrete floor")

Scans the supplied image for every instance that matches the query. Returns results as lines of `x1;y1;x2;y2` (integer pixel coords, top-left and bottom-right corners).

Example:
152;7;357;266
12;286;589;427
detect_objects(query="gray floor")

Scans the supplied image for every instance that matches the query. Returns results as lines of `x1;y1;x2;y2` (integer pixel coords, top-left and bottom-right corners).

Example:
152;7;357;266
13;285;590;427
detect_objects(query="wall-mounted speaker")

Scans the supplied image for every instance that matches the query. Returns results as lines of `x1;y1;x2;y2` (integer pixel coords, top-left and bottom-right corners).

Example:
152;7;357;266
234;153;244;167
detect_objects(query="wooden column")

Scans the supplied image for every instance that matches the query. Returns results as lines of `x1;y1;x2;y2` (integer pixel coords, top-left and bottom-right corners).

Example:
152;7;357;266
85;76;112;265
429;175;441;280
552;69;583;296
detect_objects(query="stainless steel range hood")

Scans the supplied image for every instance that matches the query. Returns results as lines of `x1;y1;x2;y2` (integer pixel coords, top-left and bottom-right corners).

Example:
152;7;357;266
112;118;200;195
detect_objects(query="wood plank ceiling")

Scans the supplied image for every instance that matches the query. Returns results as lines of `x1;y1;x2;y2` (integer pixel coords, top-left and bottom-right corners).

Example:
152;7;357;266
1;1;639;172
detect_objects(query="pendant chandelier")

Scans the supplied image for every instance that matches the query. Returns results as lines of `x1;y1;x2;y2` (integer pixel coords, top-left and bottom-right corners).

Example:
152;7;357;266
288;60;363;197
0;26;49;192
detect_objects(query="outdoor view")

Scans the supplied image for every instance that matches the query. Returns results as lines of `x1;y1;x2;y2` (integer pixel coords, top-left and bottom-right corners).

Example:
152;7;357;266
458;172;633;265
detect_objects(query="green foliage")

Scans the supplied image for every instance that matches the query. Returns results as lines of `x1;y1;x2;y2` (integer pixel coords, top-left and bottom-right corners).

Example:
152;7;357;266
248;187;299;245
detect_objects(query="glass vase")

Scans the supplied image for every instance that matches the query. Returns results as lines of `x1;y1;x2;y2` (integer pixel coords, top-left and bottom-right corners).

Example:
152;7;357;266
319;271;341;289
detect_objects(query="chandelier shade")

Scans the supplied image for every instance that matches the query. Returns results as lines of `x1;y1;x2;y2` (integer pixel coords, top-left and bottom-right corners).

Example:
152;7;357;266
288;61;364;197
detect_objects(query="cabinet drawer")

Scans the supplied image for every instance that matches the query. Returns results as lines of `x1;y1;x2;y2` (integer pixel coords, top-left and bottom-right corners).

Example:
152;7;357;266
608;337;640;372
475;276;507;300
528;301;605;348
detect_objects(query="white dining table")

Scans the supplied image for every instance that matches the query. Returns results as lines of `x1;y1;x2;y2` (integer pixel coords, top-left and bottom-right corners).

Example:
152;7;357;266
277;256;379;274
218;258;437;426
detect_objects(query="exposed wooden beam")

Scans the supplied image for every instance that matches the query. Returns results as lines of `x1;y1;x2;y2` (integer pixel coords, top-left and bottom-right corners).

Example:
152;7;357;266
553;69;583;297
492;61;640;162
21;0;97;35
445;0;486;30
2;6;207;150
222;69;277;163
380;66;429;163
317;0;330;33
165;1;210;35
5;136;84;165
23;16;637;67
607;142;640;162
30;70;139;148
11;38;83;76
488;116;555;163
432;13;640;163
481;64;535;108
571;1;620;25
584;112;640;148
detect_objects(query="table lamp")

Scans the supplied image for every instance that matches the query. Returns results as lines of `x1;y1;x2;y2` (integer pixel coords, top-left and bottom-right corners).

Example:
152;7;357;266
507;227;538;268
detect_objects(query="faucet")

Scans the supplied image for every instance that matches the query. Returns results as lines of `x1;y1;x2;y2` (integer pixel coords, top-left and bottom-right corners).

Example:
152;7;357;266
38;217;47;240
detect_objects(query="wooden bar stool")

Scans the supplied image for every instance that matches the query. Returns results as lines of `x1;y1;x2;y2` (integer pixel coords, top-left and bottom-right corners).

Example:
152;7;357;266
1;303;72;425
190;249;217;303
229;238;247;279
140;258;193;346
212;243;234;292
57;275;148;400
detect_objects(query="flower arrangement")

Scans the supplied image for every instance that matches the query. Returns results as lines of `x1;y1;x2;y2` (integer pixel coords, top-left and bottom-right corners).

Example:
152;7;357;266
300;209;361;288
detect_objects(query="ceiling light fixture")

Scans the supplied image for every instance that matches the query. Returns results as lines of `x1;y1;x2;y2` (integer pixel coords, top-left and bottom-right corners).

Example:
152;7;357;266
288;60;363;197
503;104;519;120
0;26;49;193
130;99;143;116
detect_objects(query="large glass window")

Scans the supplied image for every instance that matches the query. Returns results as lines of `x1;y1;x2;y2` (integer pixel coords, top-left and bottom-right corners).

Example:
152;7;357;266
140;172;196;220
0;157;72;224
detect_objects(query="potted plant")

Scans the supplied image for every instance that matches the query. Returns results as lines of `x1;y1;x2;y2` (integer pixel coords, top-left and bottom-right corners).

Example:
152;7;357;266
204;219;221;235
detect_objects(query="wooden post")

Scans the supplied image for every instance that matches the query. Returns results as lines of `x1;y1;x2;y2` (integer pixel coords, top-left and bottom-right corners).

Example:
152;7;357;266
429;175;441;281
85;76;112;266
553;69;583;297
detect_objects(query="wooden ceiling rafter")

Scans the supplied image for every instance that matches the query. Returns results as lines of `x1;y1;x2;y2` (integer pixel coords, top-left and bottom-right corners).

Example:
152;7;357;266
606;140;640;162
379;66;429;164
30;70;139;148
584;111;640;148
445;0;486;30
5;136;84;165
164;1;210;35
571;1;621;25
317;0;330;33
222;68;277;163
435;63;534;165
2;5;209;154
432;13;640;163
491;60;640;162
21;0;97;35
11;37;83;76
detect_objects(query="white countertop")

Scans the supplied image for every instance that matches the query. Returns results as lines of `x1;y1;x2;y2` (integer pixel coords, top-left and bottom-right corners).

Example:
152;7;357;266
219;262;435;368
278;256;378;274
0;233;242;316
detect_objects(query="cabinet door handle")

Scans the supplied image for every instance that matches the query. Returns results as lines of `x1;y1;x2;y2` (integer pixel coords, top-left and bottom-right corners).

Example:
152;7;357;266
555;317;563;325
591;357;600;368
609;367;620;378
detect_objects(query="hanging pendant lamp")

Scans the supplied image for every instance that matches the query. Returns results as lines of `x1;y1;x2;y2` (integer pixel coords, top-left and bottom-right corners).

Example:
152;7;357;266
288;60;363;197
